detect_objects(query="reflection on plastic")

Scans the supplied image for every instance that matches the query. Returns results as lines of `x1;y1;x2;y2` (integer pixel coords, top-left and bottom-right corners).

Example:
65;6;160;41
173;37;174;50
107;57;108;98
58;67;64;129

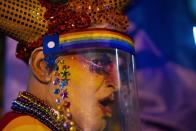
193;26;196;45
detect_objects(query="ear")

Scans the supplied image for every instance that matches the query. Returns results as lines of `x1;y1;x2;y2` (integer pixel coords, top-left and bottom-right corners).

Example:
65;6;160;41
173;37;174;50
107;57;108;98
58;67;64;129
29;47;50;83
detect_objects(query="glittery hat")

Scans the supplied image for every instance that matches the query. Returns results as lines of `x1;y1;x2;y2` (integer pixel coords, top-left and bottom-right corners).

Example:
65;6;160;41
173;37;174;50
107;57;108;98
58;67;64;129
0;0;131;63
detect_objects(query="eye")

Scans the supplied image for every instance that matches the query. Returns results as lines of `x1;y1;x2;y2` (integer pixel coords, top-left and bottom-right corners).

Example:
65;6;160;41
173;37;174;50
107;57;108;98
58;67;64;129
89;54;112;75
89;59;104;74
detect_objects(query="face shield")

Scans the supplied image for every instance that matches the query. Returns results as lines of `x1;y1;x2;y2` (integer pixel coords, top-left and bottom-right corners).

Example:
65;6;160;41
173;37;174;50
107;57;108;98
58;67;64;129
43;29;140;131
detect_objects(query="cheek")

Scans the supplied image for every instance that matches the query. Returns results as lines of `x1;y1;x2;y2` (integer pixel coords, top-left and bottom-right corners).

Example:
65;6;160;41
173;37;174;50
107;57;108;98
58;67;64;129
67;67;106;130
68;61;105;91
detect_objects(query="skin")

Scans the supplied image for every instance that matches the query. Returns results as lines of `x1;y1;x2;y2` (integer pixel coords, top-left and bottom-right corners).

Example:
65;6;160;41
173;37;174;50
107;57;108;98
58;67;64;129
27;48;119;131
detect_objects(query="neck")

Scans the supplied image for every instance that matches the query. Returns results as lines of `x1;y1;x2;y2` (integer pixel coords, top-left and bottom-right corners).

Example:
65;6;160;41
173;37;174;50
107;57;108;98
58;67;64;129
27;76;45;99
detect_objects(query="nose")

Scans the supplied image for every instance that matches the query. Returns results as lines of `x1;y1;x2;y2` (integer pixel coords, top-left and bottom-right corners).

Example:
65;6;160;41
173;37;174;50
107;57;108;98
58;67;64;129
105;82;119;91
105;74;119;91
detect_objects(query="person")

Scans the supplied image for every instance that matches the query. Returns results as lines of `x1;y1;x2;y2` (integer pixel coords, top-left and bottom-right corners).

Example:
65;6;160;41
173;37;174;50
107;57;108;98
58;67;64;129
0;30;139;131
0;0;139;131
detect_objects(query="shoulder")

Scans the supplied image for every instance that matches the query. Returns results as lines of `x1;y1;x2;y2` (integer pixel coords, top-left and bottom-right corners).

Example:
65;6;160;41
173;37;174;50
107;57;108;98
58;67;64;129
0;112;51;131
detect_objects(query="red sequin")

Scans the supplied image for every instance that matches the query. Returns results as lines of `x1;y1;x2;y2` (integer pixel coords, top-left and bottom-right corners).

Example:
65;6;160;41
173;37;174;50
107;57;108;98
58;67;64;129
16;0;129;63
40;0;91;35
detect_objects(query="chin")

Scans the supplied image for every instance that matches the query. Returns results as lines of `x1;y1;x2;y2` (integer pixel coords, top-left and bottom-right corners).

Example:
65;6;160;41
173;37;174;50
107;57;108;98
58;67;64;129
79;118;106;131
71;106;107;131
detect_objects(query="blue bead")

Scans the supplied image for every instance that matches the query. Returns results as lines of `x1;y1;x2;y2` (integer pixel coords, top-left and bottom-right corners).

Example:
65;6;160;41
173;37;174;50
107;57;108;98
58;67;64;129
63;122;70;129
54;89;60;94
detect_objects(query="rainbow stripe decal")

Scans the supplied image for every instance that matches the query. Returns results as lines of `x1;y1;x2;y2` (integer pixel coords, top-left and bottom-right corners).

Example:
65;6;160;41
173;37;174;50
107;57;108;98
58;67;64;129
43;29;134;55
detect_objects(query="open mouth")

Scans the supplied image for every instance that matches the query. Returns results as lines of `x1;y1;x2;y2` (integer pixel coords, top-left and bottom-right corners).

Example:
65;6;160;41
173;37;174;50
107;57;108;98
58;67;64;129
98;94;114;117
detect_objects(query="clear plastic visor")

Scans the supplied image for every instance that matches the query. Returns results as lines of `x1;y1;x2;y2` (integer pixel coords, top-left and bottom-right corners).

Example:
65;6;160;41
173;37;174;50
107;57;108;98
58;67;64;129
47;48;140;131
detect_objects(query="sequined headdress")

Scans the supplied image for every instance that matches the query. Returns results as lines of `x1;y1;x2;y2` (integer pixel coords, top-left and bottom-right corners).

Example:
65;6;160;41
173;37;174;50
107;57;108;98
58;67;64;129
0;0;131;63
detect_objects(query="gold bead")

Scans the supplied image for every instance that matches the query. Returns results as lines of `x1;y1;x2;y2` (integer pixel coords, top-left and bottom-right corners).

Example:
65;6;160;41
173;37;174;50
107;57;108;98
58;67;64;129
57;106;61;110
69;127;75;131
56;115;60;120
66;109;70;112
70;121;74;126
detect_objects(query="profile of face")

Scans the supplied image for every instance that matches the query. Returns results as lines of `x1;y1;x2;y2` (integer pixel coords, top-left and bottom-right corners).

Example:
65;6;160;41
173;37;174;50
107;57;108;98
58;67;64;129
48;50;119;131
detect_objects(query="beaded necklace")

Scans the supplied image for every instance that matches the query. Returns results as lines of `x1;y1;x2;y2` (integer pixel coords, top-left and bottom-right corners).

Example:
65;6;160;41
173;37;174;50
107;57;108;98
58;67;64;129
11;91;76;131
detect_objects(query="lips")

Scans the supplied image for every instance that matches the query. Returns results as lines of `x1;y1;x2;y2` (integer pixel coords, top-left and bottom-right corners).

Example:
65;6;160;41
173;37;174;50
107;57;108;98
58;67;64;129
98;94;114;117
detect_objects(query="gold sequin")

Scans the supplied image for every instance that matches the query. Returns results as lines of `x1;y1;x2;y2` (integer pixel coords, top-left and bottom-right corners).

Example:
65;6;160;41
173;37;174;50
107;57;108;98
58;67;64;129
0;0;48;43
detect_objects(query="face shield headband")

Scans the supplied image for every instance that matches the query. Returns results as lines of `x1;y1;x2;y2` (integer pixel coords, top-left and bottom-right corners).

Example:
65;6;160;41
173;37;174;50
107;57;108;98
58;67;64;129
43;29;135;56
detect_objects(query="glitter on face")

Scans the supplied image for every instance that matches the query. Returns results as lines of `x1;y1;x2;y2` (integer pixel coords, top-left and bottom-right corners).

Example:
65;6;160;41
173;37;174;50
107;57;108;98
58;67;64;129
60;91;68;99
56;99;61;104
53;78;60;85
54;88;60;94
60;80;68;88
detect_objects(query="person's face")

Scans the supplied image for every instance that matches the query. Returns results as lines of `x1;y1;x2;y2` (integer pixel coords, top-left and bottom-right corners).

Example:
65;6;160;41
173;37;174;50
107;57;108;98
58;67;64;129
49;51;119;131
